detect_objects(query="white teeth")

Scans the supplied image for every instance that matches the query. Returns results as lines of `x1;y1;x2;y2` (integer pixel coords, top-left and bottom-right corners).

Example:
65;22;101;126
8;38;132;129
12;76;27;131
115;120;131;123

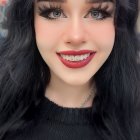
60;53;90;61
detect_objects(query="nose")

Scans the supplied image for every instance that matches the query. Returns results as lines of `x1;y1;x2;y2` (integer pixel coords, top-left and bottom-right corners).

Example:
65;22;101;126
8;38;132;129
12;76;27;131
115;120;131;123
64;18;87;47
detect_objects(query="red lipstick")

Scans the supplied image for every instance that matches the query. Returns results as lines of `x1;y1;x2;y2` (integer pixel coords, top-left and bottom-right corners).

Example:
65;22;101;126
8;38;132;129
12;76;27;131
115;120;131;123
57;50;96;68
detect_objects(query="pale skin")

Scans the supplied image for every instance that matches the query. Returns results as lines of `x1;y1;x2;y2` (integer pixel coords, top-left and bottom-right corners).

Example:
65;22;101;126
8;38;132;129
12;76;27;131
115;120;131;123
34;0;115;108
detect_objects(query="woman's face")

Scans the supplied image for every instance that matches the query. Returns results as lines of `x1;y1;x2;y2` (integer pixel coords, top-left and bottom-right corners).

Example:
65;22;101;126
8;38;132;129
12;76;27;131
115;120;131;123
34;0;115;86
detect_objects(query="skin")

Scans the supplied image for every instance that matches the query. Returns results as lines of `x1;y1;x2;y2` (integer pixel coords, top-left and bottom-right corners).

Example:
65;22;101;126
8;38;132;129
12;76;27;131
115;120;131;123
34;0;115;108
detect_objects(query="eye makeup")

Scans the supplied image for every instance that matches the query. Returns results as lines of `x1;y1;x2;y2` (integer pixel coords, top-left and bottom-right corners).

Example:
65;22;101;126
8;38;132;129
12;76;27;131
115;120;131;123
38;4;66;20
37;2;114;21
84;4;114;20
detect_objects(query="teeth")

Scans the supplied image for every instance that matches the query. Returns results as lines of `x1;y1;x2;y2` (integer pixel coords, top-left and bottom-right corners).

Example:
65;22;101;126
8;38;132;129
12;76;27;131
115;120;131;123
60;53;90;61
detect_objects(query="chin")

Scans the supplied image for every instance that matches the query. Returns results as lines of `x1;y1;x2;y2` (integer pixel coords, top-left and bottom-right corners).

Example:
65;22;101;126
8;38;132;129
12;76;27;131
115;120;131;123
63;77;91;86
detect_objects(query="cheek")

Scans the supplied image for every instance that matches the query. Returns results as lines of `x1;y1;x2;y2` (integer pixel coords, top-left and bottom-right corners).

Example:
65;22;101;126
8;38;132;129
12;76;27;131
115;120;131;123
34;17;64;48
88;21;115;52
99;25;115;48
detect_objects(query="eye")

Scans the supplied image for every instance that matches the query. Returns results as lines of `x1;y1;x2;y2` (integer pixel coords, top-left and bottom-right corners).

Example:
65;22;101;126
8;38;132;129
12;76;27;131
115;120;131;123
48;9;62;18
38;5;66;20
91;10;103;19
85;8;111;20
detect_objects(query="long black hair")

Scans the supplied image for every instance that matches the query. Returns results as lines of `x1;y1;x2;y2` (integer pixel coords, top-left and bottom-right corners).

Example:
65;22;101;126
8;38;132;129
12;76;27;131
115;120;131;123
0;0;140;140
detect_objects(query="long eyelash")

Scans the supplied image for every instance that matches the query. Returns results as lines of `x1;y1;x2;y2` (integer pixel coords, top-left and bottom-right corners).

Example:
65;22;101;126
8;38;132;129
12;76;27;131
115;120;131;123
38;4;113;20
88;4;113;19
92;3;111;12
38;4;62;20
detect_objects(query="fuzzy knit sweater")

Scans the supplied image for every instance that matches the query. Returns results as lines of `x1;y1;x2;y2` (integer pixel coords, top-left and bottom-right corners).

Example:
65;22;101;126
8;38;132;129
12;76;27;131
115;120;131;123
4;96;96;140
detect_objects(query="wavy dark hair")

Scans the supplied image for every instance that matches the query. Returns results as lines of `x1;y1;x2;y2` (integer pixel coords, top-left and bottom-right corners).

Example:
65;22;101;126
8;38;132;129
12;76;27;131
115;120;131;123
0;0;140;139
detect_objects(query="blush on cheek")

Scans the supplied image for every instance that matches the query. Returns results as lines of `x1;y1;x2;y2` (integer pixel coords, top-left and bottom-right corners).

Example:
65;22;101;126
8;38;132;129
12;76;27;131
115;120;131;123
35;17;64;46
99;30;114;44
91;24;115;47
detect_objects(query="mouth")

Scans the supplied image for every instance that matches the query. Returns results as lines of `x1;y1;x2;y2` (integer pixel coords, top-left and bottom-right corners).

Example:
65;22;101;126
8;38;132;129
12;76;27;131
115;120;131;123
56;50;96;68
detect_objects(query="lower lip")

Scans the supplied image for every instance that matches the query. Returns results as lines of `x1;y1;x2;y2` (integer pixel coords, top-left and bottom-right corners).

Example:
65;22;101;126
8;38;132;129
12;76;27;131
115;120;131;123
57;53;96;68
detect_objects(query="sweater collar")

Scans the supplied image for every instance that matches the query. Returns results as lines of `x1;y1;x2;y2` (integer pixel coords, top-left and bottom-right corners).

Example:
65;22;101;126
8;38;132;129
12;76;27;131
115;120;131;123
37;96;93;125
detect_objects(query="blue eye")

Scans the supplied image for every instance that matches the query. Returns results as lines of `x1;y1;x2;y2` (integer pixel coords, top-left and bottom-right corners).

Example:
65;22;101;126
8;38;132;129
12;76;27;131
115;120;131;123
38;5;66;20
51;9;62;18
38;5;112;21
86;9;111;20
91;10;103;19
44;8;63;19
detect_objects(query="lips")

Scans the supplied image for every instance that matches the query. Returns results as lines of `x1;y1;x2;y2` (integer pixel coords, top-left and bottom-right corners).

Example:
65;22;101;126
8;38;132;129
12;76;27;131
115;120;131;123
57;50;94;55
56;50;96;68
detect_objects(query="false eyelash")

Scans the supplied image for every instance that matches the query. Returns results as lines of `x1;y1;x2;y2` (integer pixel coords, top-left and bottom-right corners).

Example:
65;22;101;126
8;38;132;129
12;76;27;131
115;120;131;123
38;4;62;12
90;4;112;14
38;4;63;20
87;5;112;20
92;3;109;11
90;3;114;18
38;4;113;20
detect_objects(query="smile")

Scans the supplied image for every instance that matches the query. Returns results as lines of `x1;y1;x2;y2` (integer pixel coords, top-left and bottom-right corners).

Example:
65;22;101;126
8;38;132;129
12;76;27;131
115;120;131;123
60;53;90;61
56;50;96;68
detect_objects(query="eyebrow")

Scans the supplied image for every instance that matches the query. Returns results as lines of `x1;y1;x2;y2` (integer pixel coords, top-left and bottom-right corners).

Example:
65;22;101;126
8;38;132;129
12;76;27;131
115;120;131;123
37;0;114;3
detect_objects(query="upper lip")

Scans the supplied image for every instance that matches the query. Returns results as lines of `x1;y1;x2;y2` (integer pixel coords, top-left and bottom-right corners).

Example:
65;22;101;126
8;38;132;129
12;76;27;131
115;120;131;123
57;50;96;55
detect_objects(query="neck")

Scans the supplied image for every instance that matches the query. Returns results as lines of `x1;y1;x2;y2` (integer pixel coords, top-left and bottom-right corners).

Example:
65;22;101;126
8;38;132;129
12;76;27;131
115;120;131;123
45;74;95;108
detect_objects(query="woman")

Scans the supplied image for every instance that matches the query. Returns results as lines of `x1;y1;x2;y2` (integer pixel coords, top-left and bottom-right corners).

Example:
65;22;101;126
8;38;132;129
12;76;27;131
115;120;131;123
0;0;140;139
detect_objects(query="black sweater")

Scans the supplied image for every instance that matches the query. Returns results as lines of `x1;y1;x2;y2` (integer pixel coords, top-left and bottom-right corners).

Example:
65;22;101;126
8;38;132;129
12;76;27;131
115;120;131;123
4;97;96;140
